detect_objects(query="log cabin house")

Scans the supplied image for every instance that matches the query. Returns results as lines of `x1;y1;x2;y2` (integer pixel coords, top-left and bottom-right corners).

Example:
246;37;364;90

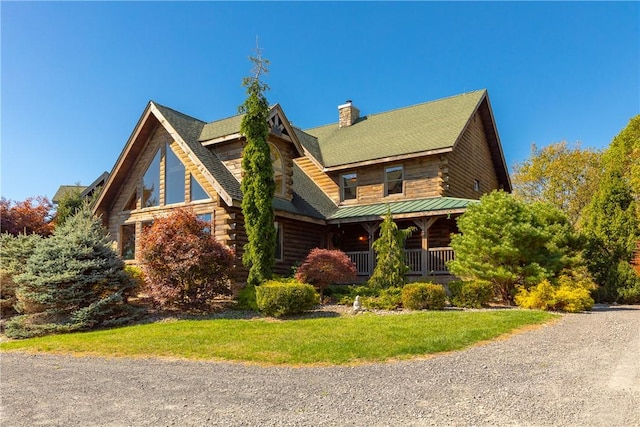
93;89;511;284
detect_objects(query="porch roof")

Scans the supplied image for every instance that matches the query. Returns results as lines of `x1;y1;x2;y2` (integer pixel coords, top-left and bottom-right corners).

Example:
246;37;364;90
326;197;477;223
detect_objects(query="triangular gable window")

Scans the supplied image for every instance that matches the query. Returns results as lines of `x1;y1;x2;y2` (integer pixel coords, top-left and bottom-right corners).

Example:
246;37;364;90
124;190;138;211
190;174;209;201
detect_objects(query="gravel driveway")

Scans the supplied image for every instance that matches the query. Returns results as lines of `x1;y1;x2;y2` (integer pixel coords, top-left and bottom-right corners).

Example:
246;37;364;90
1;305;639;426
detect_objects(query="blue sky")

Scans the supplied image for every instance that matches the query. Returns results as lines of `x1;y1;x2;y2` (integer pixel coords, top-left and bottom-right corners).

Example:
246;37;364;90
2;2;638;202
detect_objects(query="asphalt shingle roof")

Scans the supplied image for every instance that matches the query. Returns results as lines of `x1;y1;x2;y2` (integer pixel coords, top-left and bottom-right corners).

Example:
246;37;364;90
303;90;486;168
198;114;244;142
153;102;242;200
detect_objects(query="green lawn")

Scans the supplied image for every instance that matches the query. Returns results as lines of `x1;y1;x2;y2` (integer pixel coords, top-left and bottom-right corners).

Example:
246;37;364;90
0;310;557;365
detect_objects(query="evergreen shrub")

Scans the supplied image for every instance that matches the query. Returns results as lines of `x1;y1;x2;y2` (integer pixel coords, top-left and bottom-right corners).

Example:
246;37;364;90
362;286;403;310
235;285;258;311
401;282;446;310
449;280;494;308
255;280;319;317
0;233;41;318
5;207;141;339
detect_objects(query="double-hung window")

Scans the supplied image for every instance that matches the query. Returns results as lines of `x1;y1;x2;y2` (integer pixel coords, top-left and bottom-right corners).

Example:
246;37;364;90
385;165;404;196
340;172;357;201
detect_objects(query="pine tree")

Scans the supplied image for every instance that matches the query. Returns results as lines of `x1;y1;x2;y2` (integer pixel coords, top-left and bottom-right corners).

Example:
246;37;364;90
239;46;275;286
369;209;415;288
6;206;141;338
580;171;639;302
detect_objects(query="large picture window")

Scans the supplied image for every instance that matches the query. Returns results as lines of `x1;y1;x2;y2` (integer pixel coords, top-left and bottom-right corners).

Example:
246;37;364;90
385;165;404;196
142;150;161;207
340;172;357;201
165;147;186;205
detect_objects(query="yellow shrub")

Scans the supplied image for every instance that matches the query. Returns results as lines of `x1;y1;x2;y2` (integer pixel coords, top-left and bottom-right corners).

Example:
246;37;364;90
515;272;595;313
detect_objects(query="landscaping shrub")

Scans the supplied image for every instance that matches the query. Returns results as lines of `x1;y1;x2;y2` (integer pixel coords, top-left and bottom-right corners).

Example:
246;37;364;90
139;208;234;309
369;209;416;288
515;270;595;312
449;280;494;308
235;285;258;311
402;282;446;310
0;233;41;318
295;248;356;300
123;265;145;300
362;286;403;310
5;207;141;339
255;280;319;317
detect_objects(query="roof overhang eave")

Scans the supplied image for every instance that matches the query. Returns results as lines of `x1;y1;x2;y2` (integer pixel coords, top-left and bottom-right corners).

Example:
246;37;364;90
322;147;454;172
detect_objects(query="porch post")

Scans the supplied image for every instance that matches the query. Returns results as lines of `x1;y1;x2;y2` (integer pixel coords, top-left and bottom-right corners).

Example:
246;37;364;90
362;222;379;276
413;217;438;277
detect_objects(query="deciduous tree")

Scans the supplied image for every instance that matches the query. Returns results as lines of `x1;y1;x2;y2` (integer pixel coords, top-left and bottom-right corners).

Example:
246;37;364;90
295;248;356;300
0;196;54;236
511;142;601;225
239;47;275;286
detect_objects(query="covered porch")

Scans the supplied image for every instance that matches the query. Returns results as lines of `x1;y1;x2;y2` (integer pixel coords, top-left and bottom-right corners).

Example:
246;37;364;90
325;197;475;279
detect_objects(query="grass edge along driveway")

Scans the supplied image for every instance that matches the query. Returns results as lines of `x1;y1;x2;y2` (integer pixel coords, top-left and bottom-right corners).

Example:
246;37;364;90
0;310;558;366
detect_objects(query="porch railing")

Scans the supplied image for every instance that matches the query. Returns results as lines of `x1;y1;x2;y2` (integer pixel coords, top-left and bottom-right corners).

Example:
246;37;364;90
345;247;454;276
346;251;370;276
428;247;455;275
404;249;422;274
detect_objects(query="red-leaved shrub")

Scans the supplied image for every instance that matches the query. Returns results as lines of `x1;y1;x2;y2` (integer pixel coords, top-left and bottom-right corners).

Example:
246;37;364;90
139;208;234;309
295;248;356;300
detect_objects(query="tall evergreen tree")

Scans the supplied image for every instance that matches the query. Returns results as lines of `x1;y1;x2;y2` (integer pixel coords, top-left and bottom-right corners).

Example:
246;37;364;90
369;209;415;288
239;47;275;286
6;206;140;338
580;171;639;302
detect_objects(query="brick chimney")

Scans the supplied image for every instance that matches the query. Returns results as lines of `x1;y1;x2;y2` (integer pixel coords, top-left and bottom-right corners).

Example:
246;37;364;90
338;100;359;128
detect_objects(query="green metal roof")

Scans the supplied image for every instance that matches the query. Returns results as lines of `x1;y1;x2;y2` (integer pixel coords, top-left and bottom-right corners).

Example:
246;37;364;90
327;197;477;222
304;90;486;168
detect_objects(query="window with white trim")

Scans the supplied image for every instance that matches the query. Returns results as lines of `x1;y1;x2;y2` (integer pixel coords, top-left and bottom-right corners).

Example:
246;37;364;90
340;172;357;201
385;165;404;196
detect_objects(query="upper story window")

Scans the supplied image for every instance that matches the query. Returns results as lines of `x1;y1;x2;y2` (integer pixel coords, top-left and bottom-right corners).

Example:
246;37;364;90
190;174;209;202
165;147;186;205
340;172;357;201
385;165;404;196
134;143;194;210
142;149;161;207
473;179;481;192
269;143;285;197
